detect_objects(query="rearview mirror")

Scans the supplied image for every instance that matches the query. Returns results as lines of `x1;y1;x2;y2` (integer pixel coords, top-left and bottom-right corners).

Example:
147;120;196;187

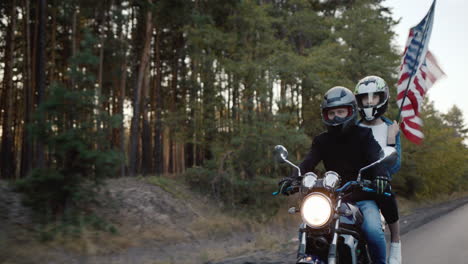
357;146;398;182
274;145;302;177
274;145;288;163
379;146;398;168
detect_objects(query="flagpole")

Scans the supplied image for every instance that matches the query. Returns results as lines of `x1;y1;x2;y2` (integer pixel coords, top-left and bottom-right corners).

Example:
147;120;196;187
396;0;435;122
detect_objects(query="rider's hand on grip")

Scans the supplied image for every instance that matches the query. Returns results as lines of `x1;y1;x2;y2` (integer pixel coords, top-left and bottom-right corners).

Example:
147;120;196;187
278;177;296;196
374;176;389;195
279;183;290;196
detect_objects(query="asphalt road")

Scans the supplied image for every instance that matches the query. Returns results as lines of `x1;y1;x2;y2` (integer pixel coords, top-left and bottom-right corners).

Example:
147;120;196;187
401;202;468;264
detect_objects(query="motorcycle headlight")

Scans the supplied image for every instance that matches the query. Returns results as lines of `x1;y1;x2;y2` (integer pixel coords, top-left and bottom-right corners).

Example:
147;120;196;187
301;192;333;228
323;171;340;190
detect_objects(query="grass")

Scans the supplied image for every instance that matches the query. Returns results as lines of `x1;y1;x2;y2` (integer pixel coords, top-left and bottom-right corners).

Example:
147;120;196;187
144;175;174;188
0;227;62;264
192;214;298;264
0;222;190;263
189;212;248;238
50;223;189;255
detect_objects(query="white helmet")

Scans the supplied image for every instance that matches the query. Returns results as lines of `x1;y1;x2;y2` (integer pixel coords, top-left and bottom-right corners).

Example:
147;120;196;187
354;76;389;121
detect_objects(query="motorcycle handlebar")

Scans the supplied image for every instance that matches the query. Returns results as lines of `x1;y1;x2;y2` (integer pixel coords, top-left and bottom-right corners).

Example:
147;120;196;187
273;180;390;197
336;181;391;197
272;184;300;196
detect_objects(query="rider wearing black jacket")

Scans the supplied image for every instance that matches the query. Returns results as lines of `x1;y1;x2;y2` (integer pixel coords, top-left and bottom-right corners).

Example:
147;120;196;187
279;86;389;264
296;125;386;201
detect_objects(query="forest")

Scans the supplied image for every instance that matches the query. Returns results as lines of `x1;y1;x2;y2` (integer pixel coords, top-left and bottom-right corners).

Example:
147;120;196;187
0;0;467;221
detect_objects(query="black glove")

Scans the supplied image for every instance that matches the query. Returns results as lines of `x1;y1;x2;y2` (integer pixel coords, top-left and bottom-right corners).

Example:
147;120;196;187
374;176;389;195
278;177;295;196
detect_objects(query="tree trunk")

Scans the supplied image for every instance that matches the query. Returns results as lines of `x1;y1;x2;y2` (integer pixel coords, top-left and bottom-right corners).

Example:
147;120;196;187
163;126;170;175
1;0;17;178
232;74;240;131
20;0;33;178
35;0;46;169
176;49;188;174
50;5;57;81
280;79;286;112
186;59;198;168
31;0;38;98
152;26;163;175
110;13;127;176
97;39;104;102
119;54;127;177
202;58;215;161
141;64;152;175
166;33;181;174
295;84;301;123
96;31;104;133
177;142;185;173
71;8;77;90
13;83;23;178
169;68;176;174
129;3;152;176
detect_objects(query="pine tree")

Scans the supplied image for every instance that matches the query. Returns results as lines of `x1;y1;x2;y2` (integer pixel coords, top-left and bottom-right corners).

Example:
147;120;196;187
443;105;468;139
15;30;122;221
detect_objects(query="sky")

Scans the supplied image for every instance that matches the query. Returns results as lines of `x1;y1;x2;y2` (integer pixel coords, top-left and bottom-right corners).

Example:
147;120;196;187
383;0;468;124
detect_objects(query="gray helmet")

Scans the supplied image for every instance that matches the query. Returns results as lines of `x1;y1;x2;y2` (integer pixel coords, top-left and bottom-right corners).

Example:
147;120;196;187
354;76;389;121
321;86;358;134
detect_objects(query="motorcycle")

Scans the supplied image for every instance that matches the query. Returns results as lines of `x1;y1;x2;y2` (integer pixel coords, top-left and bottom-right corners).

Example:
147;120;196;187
273;145;397;264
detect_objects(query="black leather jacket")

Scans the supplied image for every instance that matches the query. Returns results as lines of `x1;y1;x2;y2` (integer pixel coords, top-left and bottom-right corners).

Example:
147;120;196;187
292;126;387;200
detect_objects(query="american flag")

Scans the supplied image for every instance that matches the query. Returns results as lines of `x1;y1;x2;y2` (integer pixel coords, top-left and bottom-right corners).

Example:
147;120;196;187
396;0;444;144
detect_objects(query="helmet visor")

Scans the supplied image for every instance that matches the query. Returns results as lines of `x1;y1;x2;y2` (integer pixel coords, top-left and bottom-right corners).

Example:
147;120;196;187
322;106;353;121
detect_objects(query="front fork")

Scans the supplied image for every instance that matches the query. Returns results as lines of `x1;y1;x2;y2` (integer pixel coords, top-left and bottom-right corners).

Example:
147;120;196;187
298;222;307;257
328;197;343;264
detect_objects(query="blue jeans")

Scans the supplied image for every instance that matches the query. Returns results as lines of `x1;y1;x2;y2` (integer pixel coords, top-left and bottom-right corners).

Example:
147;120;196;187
356;200;386;264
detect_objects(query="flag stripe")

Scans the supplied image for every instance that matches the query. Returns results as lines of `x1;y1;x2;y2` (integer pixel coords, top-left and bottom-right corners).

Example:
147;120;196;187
403;117;422;130
401;124;423;144
413;77;426;98
397;72;410;85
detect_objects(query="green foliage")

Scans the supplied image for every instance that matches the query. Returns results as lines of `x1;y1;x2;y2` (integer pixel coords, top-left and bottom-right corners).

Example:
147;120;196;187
335;0;400;84
16;85;121;218
184;111;309;216
146;176;188;199
15;31;122;227
184;165;286;220
35;213;117;242
442;105;468;139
